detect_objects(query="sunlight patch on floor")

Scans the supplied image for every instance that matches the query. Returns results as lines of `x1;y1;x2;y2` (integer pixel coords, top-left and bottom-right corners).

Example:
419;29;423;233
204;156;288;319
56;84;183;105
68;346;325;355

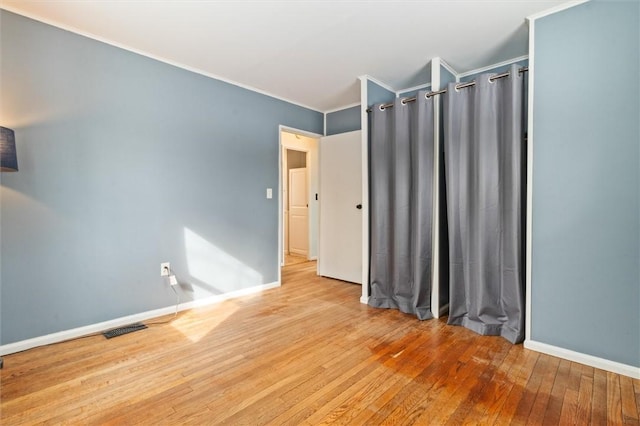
170;301;240;343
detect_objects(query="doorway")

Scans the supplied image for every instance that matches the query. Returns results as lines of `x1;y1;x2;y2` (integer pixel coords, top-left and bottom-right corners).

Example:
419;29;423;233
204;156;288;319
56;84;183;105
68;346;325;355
279;128;320;272
285;151;307;262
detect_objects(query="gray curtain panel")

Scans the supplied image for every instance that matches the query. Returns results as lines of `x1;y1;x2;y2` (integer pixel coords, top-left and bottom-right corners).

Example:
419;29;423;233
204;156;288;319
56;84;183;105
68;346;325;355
368;92;434;320
443;64;526;344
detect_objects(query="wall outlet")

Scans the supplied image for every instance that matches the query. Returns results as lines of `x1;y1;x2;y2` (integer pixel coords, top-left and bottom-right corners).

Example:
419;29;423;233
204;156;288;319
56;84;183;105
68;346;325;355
161;262;170;276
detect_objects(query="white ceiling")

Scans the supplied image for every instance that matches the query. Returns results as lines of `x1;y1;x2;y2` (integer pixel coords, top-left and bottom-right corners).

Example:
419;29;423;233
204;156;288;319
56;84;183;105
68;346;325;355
1;0;567;112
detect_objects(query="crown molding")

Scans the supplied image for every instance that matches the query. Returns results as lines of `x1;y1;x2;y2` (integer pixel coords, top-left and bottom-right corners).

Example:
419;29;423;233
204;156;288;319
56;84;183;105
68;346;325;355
439;59;458;78
397;83;432;96
0;5;323;113
324;102;361;114
360;75;397;94
457;55;529;79
527;0;590;22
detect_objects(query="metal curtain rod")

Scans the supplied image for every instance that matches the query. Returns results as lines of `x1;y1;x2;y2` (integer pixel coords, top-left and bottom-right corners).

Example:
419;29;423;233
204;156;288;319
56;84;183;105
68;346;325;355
366;66;528;112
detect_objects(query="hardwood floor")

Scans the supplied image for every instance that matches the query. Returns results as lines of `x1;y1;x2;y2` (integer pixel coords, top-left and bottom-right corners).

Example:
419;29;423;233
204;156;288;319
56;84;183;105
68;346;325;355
285;253;308;266
1;260;638;425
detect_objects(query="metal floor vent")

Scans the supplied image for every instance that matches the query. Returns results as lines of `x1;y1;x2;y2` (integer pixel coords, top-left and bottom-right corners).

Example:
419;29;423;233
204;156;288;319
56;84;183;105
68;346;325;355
103;322;147;339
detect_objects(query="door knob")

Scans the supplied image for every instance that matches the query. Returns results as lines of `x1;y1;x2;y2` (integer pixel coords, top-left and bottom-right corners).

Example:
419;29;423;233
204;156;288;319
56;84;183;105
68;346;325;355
356;204;362;209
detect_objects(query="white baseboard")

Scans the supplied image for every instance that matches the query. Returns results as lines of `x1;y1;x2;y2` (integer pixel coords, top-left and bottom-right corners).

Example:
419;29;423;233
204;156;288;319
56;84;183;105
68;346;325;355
0;281;280;357
525;339;640;379
308;256;318;261
360;295;368;304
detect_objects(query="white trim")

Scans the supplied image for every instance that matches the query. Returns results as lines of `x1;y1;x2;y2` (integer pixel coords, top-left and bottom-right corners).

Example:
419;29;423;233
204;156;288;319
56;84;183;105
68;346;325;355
430;58;441;319
279;126;323;140
457;55;530;79
525;18;535;343
308;255;318;261
525;340;640;379
439;58;458;79
397;83;432;96
0;5;322;114
526;0;590;22
361;74;397;94
359;76;370;304
324;102;361;115
0;281;279;357
279;132;284;279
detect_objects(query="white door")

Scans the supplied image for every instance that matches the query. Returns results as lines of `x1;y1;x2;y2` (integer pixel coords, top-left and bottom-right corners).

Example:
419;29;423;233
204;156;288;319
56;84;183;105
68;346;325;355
289;167;308;257
319;131;362;284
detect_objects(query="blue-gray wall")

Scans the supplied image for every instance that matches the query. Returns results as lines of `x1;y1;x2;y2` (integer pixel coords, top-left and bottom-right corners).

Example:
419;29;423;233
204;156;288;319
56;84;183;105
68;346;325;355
0;11;323;344
367;80;395;107
459;59;529;83
531;1;639;367
397;85;431;100
326;105;361;136
440;65;457;87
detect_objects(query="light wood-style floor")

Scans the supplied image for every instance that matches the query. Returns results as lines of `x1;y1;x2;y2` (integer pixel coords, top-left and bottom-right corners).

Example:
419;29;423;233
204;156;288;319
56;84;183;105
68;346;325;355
285;253;308;266
1;260;639;425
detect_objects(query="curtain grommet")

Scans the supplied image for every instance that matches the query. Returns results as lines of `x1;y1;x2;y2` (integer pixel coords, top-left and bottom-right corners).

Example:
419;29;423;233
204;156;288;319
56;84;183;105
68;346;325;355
379;105;385;111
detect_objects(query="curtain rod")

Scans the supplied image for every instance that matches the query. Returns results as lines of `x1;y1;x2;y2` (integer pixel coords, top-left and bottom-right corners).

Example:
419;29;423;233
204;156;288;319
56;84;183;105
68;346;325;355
366;67;528;113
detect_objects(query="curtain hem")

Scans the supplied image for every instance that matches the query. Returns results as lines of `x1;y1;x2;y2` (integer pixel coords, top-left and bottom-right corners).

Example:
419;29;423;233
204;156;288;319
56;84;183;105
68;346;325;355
368;297;433;321
448;316;523;344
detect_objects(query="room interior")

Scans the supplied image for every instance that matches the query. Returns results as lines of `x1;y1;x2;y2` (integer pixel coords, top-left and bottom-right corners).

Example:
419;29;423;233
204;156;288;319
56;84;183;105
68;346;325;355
0;0;638;423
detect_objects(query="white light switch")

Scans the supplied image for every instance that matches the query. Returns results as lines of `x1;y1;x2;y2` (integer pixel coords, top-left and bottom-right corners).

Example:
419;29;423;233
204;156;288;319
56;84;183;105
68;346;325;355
266;188;273;199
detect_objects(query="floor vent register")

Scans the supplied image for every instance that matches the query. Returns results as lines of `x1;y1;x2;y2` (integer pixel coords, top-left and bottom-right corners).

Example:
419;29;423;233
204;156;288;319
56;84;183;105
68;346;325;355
102;322;148;339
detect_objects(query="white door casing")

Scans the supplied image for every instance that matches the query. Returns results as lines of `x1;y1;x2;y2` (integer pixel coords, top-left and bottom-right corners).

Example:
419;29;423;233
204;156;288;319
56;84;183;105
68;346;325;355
319;130;362;284
283;148;289;254
289;167;308;257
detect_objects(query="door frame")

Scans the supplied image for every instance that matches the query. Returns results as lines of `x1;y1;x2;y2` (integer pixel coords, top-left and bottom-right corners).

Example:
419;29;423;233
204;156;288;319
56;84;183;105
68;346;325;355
278;126;322;284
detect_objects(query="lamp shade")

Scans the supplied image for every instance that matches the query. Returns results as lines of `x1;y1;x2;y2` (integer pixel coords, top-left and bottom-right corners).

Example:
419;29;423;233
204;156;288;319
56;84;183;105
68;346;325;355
0;126;18;172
